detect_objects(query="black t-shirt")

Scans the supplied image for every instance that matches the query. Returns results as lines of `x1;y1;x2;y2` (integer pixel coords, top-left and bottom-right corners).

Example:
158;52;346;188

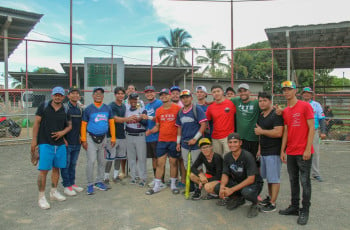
191;152;223;181
36;101;71;145
257;109;283;156
108;102;126;139
222;149;262;184
65;101;82;145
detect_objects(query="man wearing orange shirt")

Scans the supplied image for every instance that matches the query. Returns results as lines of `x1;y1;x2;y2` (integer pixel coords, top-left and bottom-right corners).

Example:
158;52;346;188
146;88;181;195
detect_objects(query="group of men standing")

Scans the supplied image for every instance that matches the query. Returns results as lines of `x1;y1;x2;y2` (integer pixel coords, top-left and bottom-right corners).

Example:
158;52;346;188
30;80;327;226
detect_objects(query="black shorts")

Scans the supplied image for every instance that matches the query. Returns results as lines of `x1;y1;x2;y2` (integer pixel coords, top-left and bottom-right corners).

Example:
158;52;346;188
147;142;157;158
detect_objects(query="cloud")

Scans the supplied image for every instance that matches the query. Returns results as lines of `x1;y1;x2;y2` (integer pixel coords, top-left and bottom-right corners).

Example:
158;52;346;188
74;20;85;26
51;23;86;41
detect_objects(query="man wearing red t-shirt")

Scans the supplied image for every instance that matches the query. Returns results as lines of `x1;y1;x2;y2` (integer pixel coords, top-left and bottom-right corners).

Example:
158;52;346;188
145;88;181;195
279;81;315;226
206;85;236;156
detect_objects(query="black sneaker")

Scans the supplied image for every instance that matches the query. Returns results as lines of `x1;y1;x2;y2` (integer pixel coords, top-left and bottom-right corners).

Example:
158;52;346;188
216;198;229;206
260;202;276;213
297;209;309;225
279;205;299;216
247;204;259;218
226;196;245;210
191;189;201;200
259;196;271;207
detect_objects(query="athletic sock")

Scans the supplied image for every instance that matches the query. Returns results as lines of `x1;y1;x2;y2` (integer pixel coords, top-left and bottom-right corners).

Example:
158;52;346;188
153;179;161;192
153;168;156;177
39;191;45;199
170;178;177;190
104;173;110;180
113;170;119;179
50;188;57;193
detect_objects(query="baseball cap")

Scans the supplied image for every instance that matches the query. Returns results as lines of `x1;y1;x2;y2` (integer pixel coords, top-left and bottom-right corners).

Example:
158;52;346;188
281;81;296;89
129;93;139;99
238;83;249;90
170;86;181;92
68;86;80;94
196;85;208;94
198;138;211;147
144;85;156;92
93;87;105;93
52;86;65;96
302;87;313;94
159;88;170;95
180;89;192;97
227;132;242;141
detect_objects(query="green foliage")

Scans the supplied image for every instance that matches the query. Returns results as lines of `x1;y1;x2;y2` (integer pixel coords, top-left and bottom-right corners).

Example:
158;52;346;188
196;41;228;75
33;67;58;74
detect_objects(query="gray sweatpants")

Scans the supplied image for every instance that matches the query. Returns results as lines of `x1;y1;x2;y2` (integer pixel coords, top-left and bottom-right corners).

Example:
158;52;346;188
181;147;201;169
312;129;321;177
126;134;147;181
86;134;106;186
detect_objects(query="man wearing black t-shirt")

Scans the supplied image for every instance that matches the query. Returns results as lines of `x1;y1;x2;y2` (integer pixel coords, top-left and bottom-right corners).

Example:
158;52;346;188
254;92;283;213
190;138;223;200
210;133;263;218
31;86;72;210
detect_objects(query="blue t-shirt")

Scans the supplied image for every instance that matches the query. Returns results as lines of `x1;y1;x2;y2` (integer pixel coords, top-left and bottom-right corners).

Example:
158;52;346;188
108;102;126;139
197;103;208;113
145;99;163;142
82;103;112;136
176;105;207;150
309;100;325;129
65;101;82;145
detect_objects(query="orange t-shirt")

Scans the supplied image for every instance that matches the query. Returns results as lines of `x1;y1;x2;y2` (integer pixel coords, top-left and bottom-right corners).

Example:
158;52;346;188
156;103;181;142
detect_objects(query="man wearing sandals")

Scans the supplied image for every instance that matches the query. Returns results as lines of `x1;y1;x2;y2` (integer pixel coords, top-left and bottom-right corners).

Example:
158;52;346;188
207;133;263;218
146;88;181;195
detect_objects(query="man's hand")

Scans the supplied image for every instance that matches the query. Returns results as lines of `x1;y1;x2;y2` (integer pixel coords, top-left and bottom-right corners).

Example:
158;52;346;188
176;143;181;152
199;175;208;184
127;115;138;122
51;131;65;141
303;150;311;161
111;140;116;148
256;150;261;158
254;124;263;135
187;139;197;146
31;140;37;155
224;187;235;197
274;104;284;116
82;141;88;150
140;114;148;120
280;151;287;164
30;145;39;166
219;186;226;199
145;130;152;136
320;133;326;140
63;138;68;147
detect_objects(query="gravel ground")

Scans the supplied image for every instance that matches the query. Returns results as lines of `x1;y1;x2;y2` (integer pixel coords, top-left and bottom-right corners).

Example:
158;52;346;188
0;141;349;230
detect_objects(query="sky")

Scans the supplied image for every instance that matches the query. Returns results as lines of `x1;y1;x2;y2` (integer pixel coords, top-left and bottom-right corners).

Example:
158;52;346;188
1;0;350;82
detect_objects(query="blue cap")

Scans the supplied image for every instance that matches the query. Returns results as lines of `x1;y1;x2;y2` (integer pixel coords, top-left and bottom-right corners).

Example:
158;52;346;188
52;86;65;96
170;86;181;92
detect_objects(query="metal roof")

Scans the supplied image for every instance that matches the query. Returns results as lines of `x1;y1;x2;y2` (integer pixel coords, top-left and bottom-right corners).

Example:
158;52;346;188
265;21;350;69
0;6;43;61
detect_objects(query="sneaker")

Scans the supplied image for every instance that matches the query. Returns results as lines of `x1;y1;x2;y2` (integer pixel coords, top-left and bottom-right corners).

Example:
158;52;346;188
129;179;137;185
50;190;66;201
313;176;324;182
38;196;50;210
247;204;259;218
216;198;229;206
64;186;77;196
87;185;94;195
135;176;140;182
177;181;185;189
260;202;277;213
279;205;299;216
113;176;122;183
94;182;107;191
297;209;309;225
148;180;155;188
139;180;146;187
226;196;245;210
202;193;219;200
259;195;271;207
103;179;112;190
72;184;84;192
118;172;126;179
191;189;201;200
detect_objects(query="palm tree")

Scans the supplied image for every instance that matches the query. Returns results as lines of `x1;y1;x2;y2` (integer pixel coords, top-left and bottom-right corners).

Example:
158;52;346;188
196;41;228;74
157;28;192;66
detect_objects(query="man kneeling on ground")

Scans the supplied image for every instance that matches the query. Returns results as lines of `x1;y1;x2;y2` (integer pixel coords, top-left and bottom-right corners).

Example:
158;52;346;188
206;133;263;218
190;138;223;200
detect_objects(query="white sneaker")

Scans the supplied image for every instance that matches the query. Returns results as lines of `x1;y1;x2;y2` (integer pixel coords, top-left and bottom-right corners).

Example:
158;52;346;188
50;190;66;201
159;182;166;190
64;187;77;196
38;196;50;210
148;180;155;188
72;184;84;192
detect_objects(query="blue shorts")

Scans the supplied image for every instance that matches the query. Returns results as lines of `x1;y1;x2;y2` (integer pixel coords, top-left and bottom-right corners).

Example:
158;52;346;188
38;144;67;170
260;155;282;183
156;141;180;158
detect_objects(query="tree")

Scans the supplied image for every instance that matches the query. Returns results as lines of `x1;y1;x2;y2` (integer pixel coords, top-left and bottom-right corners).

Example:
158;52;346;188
157;28;192;66
196;41;228;75
33;67;58;74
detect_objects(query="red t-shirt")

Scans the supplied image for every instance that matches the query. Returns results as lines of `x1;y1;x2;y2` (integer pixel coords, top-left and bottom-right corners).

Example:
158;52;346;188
283;100;314;155
156;103;181;142
206;99;236;139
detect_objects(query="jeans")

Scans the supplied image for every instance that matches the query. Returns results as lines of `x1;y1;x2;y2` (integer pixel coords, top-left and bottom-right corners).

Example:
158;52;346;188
287;155;312;209
61;144;81;187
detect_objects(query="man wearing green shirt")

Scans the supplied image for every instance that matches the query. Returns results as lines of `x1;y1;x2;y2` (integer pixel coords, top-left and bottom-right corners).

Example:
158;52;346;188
231;83;260;158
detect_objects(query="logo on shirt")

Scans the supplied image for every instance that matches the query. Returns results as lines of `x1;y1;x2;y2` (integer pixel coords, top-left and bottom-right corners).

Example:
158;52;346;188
160;114;175;121
224;107;230;113
180;116;195;124
94;114;108;123
239;104;254;113
291;113;301;127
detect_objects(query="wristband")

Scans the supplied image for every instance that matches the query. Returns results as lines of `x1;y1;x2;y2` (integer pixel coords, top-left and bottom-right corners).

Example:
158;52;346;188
193;131;202;141
177;136;181;144
147;116;153;120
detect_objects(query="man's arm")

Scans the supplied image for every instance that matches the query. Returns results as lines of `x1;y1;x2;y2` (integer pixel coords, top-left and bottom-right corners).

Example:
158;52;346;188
255;125;283;138
31;115;42;154
280;124;288;163
303;119;315;160
146;122;160;136
51;120;72;141
226;175;255;197
187;122;206;146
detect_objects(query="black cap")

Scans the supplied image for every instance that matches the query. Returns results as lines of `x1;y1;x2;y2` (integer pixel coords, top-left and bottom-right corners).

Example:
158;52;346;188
144;85;156;92
93;87;104;93
68;86;80;94
227;132;241;141
129;93;139;99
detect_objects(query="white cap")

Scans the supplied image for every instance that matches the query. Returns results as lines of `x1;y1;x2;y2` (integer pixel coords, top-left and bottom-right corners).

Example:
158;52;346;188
238;83;249;90
195;85;208;94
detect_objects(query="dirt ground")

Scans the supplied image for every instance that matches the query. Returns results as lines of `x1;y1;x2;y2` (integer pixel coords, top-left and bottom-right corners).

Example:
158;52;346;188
0;142;349;230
